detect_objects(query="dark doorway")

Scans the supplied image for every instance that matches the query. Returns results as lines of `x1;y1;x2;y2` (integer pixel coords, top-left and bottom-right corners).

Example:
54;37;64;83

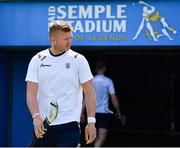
77;46;180;146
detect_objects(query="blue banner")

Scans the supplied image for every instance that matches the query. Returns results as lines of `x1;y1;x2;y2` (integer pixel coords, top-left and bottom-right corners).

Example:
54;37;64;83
0;1;179;46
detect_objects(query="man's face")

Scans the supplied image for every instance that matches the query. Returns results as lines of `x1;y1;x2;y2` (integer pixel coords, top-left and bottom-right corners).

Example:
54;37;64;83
51;30;73;51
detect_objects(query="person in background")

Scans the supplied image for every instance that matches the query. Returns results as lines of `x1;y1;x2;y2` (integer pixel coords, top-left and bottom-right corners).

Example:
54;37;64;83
25;20;96;147
93;60;126;147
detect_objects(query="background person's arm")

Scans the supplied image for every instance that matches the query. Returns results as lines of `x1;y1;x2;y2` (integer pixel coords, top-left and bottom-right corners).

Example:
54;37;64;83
110;94;126;125
110;94;122;118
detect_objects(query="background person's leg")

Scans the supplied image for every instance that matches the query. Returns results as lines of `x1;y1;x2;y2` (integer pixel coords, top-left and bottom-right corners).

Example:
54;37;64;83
94;128;108;147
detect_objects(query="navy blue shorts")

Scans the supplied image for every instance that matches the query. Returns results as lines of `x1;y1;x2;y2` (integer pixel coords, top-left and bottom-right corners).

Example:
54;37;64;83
31;121;81;147
95;113;112;129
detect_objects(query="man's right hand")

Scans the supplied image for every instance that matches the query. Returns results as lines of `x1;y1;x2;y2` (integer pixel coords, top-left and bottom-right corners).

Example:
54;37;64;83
33;116;46;138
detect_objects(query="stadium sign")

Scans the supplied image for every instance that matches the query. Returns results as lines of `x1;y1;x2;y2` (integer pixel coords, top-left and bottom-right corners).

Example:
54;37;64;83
0;1;179;46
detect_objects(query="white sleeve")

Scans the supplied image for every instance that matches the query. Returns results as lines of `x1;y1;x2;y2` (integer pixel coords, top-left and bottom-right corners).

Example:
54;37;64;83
76;55;93;84
25;55;39;83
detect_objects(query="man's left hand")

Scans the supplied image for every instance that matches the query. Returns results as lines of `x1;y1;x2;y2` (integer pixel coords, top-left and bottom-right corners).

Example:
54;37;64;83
85;123;96;144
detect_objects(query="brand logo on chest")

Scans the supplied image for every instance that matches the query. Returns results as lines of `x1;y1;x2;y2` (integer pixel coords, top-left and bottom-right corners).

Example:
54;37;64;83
65;63;71;69
40;63;52;67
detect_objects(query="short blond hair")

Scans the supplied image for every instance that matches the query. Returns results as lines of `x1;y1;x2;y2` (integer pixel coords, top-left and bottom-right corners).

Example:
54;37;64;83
49;20;72;37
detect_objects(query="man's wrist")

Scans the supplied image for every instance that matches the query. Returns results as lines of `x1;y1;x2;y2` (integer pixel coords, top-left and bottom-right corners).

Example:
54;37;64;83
32;113;42;125
32;113;41;120
87;117;96;124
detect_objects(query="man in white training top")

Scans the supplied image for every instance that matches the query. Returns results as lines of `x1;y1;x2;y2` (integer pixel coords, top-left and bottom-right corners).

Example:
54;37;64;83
25;20;96;147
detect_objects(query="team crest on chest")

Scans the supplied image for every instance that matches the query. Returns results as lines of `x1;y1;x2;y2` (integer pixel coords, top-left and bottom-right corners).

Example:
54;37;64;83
65;63;71;69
